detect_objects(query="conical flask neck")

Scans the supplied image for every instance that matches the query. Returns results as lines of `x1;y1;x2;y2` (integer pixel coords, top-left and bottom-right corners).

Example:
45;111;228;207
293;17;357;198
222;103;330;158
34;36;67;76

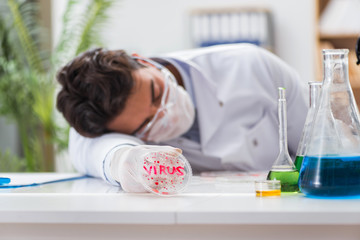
309;82;322;109
323;49;350;86
295;82;322;158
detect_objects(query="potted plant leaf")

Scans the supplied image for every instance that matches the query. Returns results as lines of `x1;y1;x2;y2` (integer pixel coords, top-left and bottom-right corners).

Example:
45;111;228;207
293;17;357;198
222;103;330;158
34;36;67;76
0;0;114;172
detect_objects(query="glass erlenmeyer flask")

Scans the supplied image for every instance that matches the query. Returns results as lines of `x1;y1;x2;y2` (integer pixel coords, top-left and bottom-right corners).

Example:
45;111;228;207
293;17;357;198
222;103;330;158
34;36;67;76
295;82;322;171
267;88;299;193
299;49;360;198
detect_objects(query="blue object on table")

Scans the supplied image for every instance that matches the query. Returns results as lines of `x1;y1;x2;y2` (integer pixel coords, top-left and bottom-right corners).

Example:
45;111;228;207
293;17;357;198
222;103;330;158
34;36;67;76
0;175;89;188
0;177;11;185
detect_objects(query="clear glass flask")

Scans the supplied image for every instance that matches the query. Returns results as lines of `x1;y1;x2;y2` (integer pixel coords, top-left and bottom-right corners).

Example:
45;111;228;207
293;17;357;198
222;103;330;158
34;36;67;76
295;82;322;171
267;88;299;192
299;49;360;197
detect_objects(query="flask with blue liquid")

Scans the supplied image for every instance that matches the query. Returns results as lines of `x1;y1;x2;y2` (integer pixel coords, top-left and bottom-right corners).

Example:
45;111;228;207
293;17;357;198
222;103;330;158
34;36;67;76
295;81;322;172
299;49;360;198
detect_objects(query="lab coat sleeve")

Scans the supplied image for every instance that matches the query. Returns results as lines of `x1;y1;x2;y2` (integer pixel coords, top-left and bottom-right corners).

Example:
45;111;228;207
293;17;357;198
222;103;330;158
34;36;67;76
69;128;143;186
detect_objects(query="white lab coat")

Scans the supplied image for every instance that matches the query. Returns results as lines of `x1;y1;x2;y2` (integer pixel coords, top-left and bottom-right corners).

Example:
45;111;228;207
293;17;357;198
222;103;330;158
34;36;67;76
69;44;308;185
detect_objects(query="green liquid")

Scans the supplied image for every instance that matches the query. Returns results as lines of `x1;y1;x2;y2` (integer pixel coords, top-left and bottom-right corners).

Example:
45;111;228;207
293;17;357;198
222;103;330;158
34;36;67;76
295;155;304;171
267;170;299;192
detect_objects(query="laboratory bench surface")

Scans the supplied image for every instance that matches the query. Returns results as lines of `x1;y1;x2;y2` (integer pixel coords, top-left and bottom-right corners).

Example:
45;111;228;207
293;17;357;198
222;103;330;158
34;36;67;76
0;172;359;240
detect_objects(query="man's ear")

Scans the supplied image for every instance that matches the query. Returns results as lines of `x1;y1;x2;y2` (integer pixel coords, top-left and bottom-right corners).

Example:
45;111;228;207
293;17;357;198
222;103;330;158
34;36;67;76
131;53;157;68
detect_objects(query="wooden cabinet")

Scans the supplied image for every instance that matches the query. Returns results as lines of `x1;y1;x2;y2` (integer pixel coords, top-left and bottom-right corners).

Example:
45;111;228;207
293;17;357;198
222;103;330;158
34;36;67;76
316;0;360;105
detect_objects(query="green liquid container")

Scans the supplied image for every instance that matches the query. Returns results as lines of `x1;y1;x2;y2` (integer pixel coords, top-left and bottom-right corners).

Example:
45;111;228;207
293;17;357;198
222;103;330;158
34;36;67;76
267;169;299;192
294;155;304;172
267;88;299;193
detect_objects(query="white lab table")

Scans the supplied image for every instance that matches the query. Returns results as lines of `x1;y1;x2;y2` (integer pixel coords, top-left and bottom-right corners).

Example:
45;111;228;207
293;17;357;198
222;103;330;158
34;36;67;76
0;172;359;240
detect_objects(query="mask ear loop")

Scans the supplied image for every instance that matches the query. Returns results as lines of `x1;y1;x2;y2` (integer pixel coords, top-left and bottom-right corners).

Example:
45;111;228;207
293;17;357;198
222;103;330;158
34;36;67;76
356;36;360;65
131;54;178;98
131;54;164;70
131;54;178;86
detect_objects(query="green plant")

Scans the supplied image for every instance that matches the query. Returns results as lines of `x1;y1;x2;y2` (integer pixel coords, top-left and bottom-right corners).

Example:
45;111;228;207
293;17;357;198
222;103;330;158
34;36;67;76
0;0;114;172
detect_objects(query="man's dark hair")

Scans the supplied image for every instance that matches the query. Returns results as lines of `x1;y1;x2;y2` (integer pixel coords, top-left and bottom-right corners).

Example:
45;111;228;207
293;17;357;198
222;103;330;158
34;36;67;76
56;48;143;137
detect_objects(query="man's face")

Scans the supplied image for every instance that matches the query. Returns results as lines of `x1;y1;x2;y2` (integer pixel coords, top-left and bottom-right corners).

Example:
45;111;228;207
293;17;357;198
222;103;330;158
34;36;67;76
106;66;165;136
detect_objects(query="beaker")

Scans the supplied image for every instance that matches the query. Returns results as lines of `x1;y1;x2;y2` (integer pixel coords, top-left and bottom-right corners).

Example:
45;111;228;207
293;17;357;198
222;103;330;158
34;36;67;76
295;82;322;171
299;49;360;197
267;88;299;192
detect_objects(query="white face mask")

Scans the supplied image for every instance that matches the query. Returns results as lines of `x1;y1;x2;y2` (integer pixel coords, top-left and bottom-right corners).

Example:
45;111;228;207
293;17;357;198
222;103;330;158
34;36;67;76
135;68;195;143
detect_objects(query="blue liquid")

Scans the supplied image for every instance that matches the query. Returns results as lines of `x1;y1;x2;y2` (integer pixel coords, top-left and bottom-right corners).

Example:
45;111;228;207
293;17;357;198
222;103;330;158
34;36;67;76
299;155;360;197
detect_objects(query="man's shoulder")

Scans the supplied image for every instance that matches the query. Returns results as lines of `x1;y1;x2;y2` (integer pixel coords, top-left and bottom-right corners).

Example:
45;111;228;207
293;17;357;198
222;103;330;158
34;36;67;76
164;43;261;60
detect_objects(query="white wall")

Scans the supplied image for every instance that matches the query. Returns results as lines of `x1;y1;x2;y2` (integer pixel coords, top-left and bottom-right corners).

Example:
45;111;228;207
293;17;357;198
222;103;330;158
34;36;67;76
52;0;317;83
51;0;316;171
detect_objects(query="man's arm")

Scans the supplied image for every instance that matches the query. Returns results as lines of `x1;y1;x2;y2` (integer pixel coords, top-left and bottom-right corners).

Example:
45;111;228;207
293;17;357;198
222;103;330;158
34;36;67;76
69;128;143;186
